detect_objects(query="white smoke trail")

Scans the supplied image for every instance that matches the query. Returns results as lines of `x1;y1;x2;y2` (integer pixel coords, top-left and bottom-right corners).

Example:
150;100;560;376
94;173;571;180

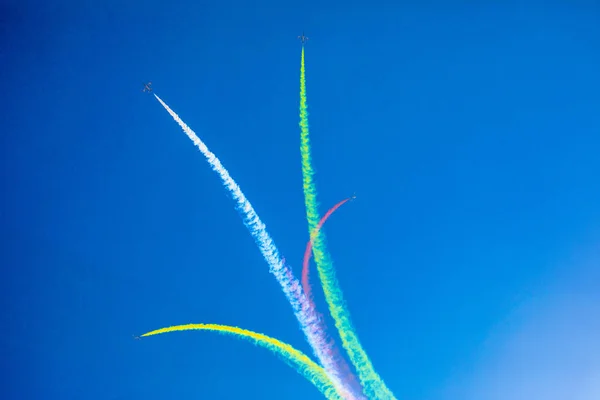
153;94;359;399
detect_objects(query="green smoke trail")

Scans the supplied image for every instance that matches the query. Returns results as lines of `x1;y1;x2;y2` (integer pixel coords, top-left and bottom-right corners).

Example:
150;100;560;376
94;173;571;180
299;47;396;400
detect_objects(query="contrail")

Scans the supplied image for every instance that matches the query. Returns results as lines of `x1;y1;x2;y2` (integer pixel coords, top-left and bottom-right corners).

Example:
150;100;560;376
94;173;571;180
298;47;396;399
139;323;343;400
154;94;358;399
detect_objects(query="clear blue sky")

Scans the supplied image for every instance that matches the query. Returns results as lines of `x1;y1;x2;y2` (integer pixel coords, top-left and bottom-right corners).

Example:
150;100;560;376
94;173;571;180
2;1;599;399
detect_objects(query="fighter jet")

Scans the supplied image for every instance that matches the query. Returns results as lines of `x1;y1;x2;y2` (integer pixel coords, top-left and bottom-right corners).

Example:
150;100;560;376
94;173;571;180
350;193;357;200
298;32;309;44
142;82;152;93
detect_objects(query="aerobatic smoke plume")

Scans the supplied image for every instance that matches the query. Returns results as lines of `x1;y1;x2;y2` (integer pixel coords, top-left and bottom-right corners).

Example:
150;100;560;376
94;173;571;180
298;47;395;399
302;197;352;303
154;94;360;399
140;323;342;400
302;197;364;396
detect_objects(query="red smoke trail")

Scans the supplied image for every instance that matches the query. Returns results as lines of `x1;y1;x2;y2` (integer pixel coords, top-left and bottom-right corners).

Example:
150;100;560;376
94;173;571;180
301;196;364;396
302;197;352;303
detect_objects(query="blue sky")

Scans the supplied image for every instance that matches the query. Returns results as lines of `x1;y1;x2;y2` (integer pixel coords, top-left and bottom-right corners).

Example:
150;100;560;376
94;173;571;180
1;1;599;399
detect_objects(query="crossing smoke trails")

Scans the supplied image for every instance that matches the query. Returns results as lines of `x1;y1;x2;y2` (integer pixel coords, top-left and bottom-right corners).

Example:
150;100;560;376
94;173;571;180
301;197;364;396
139;324;343;400
153;94;358;399
298;47;396;399
302;197;352;304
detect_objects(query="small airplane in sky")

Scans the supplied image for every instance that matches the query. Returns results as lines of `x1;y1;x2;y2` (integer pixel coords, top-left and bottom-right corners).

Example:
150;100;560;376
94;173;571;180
142;82;152;93
298;32;309;44
350;193;357;200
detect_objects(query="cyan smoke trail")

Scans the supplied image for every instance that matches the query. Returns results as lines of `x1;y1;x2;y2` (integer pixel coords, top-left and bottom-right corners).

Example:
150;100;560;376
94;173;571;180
298;47;395;399
153;94;359;399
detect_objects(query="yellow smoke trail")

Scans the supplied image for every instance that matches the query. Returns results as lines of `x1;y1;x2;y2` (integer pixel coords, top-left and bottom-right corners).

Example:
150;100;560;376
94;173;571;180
140;323;343;400
299;47;395;399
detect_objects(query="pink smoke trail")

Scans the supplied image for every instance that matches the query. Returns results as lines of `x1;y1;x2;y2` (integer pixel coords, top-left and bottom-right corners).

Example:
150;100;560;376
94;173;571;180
301;197;364;396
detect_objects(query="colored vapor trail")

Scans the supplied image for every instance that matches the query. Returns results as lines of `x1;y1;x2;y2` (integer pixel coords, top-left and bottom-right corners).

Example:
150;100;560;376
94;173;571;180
302;197;352;303
153;94;357;399
302;197;364;396
139;324;343;400
299;48;396;399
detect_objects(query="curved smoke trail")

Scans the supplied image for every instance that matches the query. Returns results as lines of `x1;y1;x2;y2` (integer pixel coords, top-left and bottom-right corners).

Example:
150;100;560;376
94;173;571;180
154;94;357;399
298;47;396;399
139;323;342;400
301;197;364;396
302;197;352;303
